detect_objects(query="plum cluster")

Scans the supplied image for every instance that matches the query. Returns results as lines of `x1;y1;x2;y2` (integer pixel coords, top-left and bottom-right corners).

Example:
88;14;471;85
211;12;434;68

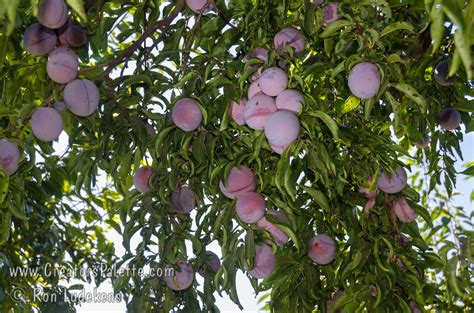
23;0;99;143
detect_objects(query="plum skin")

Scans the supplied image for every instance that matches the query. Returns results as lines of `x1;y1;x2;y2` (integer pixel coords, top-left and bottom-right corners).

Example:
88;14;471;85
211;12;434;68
37;0;69;29
392;197;418;223
244;94;277;130
273;27;305;55
434;60;456;86
133;166;154;193
264;110;300;152
246;244;276;279
229;99;246;126
377;167;407;194
248;80;262;99
438;108;461;130
257;210;290;246
186;0;212;13
170;186;196;214
58;20;88;48
23;23;57;56
259;67;289;97
219;166;257;199
31;107;64;141
163;259;194;291
348;62;381;99
198;251;221;277
47;47;79;84
323;3;339;23
275;89;305;113
0;140;21;175
235;192;266;223
171;98;203;132
64;79;100;117
308;234;337;265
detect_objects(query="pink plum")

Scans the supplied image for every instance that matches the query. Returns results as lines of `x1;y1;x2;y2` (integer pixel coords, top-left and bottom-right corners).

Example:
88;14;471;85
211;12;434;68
229;99;246;126
378;167;407;194
438;108;461;130
275;89;305;113
259;67;288;97
273;27;305;55
236;192;266;224
186;0;212;13
47;47;79;84
246;244;276;279
308;234;337;265
348;62;381;99
31;107;64;141
358;177;377;199
248;80;262;99
392;197;418;223
133;166;154;193
172;98;202;132
257;210;290;246
0;140;21;175
264;110;300;150
244;94;277;130
171;186;196;214
163;259;194;291
37;0;68;29
53;101;66;112
410;301;422;313
64;79;100;116
323;3;339;24
198;251;221;277
219;166;257;199
23;23;57;56
415;134;431;148
269;143;285;155
58;20;88;48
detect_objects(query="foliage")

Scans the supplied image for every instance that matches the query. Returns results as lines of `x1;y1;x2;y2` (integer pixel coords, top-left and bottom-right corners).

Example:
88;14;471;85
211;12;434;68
0;0;473;312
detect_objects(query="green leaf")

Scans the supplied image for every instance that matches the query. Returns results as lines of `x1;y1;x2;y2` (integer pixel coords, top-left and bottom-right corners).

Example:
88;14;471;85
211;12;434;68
302;186;330;212
320;20;352;38
307;110;340;140
392;82;427;113
340;96;360;114
380;22;414;37
66;0;87;21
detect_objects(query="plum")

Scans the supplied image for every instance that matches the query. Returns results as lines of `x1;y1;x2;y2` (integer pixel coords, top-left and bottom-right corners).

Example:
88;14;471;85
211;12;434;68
308;234;336;265
248;47;269;62
264;110;300;152
58;20;87;48
229;99;246;126
348;62;381;99
438;108;461;130
53;101;67;112
171;186;195;214
31;107;64;141
23;23;57;56
186;0;212;13
275;89;305;113
198;251;221;277
171;98;202;132
415;134;431;148
269;143;285;155
410;301;421;313
327;290;344;313
377;167;407;194
392;197;418;223
273;27;305;55
257;210;290;246
0;140;21;175
163;259;194;291
259;67;288;97
246;244;276;279
145;123;156;137
244;94;277;130
322;3;339;24
219;166;257;199
434;60;456;86
64;79;100;116
47;47;79;84
248;80;262;99
358;177;377;199
37;0;68;29
235;192;266;224
133;166;154;193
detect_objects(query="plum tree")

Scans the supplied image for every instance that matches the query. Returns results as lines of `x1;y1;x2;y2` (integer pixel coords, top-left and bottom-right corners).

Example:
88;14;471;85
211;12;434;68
30;107;64;141
275;89;305;113
246;244;276;279
47;47;79;84
64;79;100;116
264;110;300;153
322;3;339;24
171;98;203;132
378;167;408;194
235;192;266;223
229;99;246;126
348;62;381;99
308;234;337;265
58;20;87;48
170;186;196;214
247;80;262;99
433;60;456;86
259;67;289;97
244;94;277;130
257;210;290;246
37;0;68;29
186;0;212;13
219;166;257;199
273;27;305;55
0;140;21;175
198;251;221;276
163;260;194;291
438;108;461;130
133;166;154;193
23;23;57;56
392;197;418;223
